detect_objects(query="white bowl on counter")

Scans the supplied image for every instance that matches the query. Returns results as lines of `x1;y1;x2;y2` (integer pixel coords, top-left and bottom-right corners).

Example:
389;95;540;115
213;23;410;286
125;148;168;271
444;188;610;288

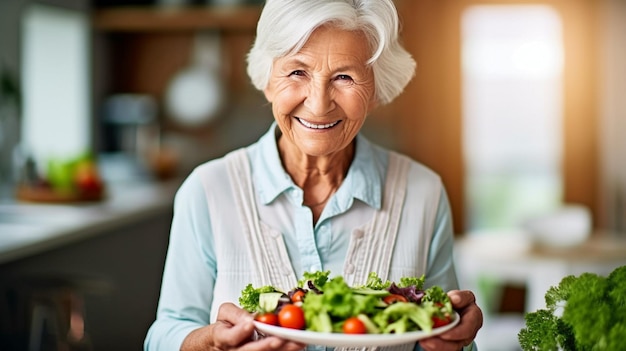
523;205;592;248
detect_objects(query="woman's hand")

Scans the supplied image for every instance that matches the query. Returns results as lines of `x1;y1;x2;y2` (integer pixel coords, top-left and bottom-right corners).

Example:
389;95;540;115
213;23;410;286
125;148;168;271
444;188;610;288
419;290;483;351
181;302;306;351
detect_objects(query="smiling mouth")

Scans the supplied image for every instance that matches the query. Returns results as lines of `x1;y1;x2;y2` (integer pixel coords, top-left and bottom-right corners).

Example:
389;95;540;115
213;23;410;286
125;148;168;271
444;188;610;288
296;117;341;130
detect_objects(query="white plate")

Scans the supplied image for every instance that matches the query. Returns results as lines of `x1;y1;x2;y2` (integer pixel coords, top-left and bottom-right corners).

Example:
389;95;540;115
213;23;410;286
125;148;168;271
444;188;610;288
253;312;460;347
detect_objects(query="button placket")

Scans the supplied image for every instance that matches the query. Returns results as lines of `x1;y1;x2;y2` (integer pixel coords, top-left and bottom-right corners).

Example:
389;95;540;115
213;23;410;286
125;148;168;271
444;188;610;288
296;206;322;275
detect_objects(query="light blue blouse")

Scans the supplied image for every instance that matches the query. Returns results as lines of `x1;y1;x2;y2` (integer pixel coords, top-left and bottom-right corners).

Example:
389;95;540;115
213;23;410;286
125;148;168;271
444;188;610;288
144;122;464;351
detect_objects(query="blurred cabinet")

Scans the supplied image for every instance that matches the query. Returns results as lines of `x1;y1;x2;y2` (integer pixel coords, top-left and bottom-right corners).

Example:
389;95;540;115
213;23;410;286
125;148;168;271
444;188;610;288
92;5;261;97
0;207;174;350
93;5;261;31
91;5;270;169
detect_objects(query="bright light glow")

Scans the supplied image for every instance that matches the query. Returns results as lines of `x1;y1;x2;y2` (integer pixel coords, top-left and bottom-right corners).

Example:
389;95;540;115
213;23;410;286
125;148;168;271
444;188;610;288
21;4;90;165
512;40;563;77
462;5;565;230
463;5;563;79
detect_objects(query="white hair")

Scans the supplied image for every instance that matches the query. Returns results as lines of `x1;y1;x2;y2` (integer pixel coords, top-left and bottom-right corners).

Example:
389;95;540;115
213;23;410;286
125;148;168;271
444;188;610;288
246;0;416;105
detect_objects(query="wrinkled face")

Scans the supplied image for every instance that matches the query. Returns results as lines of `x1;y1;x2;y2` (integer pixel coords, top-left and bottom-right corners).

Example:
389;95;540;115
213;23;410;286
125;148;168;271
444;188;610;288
264;25;377;158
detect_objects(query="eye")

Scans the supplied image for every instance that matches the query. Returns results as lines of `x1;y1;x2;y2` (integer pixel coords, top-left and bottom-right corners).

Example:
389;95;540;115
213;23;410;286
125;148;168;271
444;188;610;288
289;70;305;77
335;74;353;81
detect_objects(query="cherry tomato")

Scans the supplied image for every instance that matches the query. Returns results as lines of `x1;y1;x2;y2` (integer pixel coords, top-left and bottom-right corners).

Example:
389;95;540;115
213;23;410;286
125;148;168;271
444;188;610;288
278;304;305;329
382;294;408;305
432;314;452;328
255;312;279;326
343;317;367;334
291;290;306;303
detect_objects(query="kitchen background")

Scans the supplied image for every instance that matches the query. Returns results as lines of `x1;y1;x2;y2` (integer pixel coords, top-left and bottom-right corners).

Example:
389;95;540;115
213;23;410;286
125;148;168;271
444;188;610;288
0;0;625;350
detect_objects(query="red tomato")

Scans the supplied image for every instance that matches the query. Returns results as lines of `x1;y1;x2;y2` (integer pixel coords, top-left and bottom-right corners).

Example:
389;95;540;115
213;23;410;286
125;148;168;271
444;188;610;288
382;294;408;305
278;304;305;329
255;312;279;326
432;314;452;328
343;317;367;334
291;290;306;303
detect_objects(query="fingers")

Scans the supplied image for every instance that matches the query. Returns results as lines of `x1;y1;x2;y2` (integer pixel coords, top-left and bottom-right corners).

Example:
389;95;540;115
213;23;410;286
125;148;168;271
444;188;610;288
442;298;482;340
208;319;255;348
206;303;255;348
420;337;469;351
445;290;482;337
419;290;483;351
246;336;306;351
210;303;305;351
217;302;255;326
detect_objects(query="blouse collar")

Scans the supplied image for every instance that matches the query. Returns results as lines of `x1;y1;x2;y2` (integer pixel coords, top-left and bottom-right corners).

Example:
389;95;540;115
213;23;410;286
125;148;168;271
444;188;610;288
250;122;384;211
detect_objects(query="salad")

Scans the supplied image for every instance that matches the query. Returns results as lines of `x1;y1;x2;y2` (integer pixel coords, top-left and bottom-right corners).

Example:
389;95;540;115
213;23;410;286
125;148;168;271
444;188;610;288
239;271;455;335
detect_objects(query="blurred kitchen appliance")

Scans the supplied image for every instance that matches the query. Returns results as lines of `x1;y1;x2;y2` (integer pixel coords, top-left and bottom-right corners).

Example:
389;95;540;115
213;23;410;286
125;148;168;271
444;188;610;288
101;94;180;181
522;204;592;248
102;94;159;158
164;31;225;128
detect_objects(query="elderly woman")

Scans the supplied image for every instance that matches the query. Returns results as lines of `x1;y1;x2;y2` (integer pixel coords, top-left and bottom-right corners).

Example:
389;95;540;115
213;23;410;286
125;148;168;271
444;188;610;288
144;0;482;350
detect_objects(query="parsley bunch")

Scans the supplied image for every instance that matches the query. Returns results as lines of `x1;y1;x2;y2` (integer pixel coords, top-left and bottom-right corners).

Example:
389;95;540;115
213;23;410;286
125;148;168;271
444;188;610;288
518;265;626;350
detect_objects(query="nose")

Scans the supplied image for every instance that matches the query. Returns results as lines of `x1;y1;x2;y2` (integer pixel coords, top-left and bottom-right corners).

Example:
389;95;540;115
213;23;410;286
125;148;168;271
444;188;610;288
304;81;335;116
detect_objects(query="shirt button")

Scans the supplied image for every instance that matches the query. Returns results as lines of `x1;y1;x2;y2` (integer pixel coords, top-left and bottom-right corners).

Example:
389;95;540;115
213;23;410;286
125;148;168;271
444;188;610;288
353;229;364;239
268;230;280;238
345;263;355;274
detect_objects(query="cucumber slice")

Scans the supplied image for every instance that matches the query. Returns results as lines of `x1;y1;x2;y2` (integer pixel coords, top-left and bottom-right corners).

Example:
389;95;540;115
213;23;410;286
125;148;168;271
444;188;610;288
352;288;390;296
259;292;284;312
357;314;380;334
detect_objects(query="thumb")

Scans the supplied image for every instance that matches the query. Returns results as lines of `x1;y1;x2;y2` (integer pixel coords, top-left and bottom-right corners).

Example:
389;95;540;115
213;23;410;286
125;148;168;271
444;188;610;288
448;290;476;309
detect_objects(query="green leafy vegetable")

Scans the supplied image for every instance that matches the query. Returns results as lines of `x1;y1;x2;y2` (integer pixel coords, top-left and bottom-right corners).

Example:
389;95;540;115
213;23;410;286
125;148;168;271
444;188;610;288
423;286;452;310
298;270;330;290
356;314;380;334
373;301;436;333
398;275;425;289
361;271;391;290
302;276;379;332
239;284;280;312
240;271;456;335
518;265;626;351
